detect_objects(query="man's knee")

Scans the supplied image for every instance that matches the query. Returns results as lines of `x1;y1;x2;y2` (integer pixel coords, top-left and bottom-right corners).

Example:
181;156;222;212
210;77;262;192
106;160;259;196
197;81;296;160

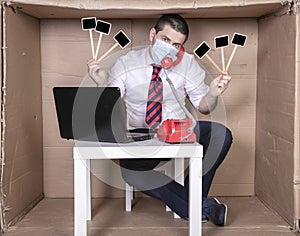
211;122;233;146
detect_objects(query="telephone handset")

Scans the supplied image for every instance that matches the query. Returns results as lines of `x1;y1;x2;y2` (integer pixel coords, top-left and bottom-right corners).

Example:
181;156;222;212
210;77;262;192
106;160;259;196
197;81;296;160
161;46;185;69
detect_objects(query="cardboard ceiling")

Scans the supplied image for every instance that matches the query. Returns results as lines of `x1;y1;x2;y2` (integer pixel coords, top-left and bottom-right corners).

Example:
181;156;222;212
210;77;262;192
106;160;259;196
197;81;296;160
6;0;284;19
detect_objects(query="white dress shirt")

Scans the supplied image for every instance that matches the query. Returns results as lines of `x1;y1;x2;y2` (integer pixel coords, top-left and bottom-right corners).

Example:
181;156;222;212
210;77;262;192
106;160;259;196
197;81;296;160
107;46;209;129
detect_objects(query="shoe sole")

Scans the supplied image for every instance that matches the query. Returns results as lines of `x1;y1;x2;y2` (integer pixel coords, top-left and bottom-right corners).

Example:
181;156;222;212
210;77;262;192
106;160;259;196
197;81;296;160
212;198;227;226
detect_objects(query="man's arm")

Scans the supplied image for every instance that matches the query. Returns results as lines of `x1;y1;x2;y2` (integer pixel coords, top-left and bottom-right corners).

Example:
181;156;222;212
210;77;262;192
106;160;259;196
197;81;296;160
198;72;231;115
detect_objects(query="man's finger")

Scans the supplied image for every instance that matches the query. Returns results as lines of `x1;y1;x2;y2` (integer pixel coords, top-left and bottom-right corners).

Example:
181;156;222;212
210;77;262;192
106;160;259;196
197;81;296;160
222;74;231;81
219;79;229;85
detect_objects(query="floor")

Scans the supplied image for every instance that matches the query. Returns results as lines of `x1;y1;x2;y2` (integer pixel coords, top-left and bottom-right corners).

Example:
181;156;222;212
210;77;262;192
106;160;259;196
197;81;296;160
5;196;295;236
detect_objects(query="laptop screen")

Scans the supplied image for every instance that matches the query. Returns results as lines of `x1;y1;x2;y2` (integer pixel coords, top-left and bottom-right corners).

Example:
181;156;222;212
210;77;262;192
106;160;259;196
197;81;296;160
53;87;129;142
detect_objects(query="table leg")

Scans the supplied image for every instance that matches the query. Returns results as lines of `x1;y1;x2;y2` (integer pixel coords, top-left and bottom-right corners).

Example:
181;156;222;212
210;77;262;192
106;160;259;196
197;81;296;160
189;157;202;236
174;158;184;218
74;155;88;236
86;159;91;220
125;183;132;212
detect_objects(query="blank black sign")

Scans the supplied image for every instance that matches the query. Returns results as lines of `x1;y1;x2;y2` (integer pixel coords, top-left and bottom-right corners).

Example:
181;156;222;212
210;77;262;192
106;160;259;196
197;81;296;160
232;33;247;46
215;35;229;48
95;20;111;35
81;17;96;30
114;31;131;48
194;42;211;59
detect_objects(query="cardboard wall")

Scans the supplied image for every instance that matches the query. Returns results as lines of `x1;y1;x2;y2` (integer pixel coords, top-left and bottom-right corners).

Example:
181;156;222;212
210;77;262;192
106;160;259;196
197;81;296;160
42;18;257;198
2;8;43;223
256;13;296;225
1;0;298;230
0;3;3;230
295;14;300;225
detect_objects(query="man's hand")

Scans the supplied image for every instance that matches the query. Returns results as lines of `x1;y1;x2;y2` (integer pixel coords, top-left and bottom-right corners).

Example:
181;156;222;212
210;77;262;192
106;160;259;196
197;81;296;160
198;72;231;114
210;72;231;97
87;59;107;86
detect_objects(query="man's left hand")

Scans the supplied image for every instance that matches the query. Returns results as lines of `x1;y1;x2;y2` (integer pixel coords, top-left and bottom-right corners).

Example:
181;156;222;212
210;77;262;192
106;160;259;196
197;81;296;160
210;72;231;97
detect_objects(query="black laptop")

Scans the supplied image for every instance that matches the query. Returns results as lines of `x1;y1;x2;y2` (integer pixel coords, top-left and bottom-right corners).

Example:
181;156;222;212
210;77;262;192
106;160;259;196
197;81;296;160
53;87;154;143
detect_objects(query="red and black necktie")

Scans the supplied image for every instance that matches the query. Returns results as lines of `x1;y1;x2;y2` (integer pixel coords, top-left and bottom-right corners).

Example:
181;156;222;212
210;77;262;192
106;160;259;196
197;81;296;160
145;65;163;129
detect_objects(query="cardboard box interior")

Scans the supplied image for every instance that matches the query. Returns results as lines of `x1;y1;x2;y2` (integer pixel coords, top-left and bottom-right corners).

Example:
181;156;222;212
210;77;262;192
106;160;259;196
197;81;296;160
256;11;298;226
0;0;299;232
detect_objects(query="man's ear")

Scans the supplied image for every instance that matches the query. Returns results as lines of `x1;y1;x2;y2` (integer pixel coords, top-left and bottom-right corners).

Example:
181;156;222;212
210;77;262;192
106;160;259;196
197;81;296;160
149;28;156;42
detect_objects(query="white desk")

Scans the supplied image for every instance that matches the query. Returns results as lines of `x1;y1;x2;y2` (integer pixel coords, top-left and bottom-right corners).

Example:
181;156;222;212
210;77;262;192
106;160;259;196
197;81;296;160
73;138;203;236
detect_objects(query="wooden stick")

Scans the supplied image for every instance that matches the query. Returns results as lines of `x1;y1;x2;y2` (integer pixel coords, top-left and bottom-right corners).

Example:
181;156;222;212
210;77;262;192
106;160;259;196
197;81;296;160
94;33;103;60
205;54;223;74
226;45;238;72
89;29;95;59
97;43;119;62
221;47;225;72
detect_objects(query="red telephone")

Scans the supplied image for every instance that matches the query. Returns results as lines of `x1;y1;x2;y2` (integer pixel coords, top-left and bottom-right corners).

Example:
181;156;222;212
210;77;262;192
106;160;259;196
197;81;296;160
161;46;185;69
157;118;196;143
157;45;197;143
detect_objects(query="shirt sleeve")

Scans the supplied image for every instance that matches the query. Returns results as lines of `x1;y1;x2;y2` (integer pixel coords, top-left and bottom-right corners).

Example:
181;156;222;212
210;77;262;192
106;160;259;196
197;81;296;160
107;57;127;97
184;56;209;109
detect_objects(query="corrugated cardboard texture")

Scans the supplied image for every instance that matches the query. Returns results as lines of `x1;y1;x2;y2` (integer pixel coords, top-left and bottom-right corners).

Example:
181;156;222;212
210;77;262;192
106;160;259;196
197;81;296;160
256;13;296;225
295;14;300;222
0;3;4;231
3;8;43;223
42;18;257;198
7;0;283;19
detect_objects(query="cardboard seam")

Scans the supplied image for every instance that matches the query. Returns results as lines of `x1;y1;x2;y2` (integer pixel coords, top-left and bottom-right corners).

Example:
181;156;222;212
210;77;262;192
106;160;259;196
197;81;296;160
293;12;300;234
297;0;300;14
282;0;300;14
0;2;7;234
6;193;44;229
259;3;291;20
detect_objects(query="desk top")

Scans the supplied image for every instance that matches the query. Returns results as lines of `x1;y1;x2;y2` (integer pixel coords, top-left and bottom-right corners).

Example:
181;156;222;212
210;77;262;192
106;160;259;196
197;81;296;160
73;138;203;160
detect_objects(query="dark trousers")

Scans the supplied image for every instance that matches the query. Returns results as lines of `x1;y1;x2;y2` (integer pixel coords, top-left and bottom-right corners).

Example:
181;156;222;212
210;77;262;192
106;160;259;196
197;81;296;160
120;121;233;218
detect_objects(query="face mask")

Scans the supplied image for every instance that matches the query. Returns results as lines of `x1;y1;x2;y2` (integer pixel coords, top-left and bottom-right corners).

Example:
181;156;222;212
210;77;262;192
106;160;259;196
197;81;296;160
151;39;178;65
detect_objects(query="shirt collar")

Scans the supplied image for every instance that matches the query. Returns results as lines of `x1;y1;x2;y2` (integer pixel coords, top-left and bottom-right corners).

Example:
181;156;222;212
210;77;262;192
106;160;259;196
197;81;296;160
145;46;156;65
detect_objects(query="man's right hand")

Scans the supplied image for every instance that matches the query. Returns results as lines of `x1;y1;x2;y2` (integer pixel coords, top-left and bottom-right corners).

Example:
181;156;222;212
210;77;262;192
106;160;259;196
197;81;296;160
87;59;107;86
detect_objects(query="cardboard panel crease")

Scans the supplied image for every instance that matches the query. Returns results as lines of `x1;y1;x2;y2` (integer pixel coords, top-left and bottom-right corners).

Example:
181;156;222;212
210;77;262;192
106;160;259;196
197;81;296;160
0;2;5;232
294;13;300;225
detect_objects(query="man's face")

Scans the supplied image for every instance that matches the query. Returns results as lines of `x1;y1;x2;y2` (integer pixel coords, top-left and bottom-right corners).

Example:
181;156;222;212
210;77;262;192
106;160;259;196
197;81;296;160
150;24;186;50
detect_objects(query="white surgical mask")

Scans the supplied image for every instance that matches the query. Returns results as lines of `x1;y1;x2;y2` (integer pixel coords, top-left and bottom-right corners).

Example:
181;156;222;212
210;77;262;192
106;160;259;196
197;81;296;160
151;39;178;65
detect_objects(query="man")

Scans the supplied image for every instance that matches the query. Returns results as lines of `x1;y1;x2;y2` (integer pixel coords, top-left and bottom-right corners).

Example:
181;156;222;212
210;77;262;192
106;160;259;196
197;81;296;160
88;14;233;226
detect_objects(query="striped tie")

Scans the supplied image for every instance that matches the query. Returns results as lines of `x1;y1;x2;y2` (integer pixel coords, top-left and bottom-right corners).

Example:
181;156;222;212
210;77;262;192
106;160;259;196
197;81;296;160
145;65;163;129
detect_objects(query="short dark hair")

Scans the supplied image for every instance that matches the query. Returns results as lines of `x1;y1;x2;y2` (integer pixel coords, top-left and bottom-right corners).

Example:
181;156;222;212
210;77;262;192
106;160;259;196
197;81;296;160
154;14;189;44
154;14;189;43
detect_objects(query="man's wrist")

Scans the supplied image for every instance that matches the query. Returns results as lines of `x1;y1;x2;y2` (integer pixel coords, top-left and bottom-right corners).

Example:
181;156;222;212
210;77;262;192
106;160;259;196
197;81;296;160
207;89;219;100
205;89;218;110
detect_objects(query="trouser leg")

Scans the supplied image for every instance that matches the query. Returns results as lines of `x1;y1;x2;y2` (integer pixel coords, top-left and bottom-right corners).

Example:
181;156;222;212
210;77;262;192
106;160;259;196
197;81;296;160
189;121;233;198
120;121;232;218
121;167;189;218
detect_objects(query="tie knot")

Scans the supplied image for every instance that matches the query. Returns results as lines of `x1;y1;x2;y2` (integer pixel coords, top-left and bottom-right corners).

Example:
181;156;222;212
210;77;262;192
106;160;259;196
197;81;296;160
153;65;162;74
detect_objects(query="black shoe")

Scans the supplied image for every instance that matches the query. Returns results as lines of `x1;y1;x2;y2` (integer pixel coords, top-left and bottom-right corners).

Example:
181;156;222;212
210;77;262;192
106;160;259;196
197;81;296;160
203;198;227;226
202;214;208;223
